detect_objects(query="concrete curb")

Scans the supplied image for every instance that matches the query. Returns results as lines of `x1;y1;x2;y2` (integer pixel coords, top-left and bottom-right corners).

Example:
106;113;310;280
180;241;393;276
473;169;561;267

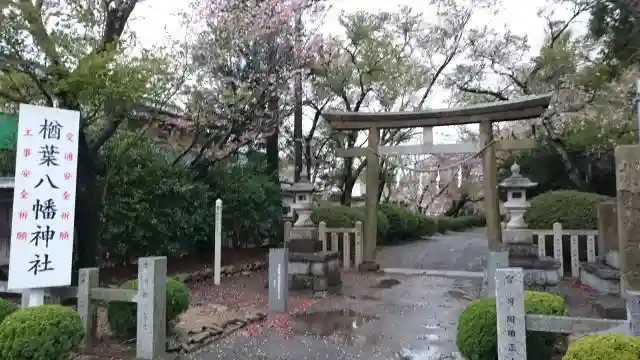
382;268;484;279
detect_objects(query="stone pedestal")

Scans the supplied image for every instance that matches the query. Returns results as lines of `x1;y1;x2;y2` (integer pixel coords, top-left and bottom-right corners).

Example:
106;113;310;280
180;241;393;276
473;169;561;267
504;243;561;286
288;252;342;295
580;201;621;295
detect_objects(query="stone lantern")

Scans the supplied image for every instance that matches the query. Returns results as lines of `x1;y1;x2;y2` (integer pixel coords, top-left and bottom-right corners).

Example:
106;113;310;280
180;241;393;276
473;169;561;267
499;163;537;235
499;163;560;285
287;168;320;253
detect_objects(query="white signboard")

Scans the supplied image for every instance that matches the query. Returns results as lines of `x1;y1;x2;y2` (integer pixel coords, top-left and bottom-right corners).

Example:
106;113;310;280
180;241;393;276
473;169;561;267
8;104;80;290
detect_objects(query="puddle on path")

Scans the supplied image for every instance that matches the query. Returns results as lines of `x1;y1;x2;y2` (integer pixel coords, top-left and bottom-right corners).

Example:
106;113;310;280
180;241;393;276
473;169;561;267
371;278;402;289
290;309;379;337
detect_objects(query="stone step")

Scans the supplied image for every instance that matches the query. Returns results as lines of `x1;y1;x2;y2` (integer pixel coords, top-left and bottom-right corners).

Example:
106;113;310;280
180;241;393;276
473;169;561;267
592;295;627;320
579;262;620;296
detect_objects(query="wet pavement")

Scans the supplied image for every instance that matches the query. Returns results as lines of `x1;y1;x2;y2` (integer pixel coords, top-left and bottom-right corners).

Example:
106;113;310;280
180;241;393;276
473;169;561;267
193;274;482;360
377;228;488;271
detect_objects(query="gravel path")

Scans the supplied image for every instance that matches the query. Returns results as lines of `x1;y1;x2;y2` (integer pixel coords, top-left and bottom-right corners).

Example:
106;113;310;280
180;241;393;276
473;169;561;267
376;228;489;272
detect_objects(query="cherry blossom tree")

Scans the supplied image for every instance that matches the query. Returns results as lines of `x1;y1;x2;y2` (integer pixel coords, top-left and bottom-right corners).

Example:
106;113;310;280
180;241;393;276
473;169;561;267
175;0;328;167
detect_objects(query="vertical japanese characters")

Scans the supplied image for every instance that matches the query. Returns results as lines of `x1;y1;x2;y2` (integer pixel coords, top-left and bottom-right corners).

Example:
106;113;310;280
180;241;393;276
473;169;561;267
495;268;526;360
19;119;75;274
8;104;80;290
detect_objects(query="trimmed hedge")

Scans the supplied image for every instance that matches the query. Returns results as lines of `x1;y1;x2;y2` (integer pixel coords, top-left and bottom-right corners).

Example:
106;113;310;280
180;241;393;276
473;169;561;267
456;291;569;360
562;333;640;360
311;203;484;245
0;305;84;360
524;190;611;230
107;278;190;339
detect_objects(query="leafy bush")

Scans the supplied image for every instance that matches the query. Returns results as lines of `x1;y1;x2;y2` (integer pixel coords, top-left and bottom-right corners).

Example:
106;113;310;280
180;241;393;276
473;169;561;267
100;132;215;264
107;278;190;339
0;305;84;360
0;298;17;324
457;291;569;360
524;190;611;229
378;203;411;242
205;158;283;248
562;333;640;360
100;133;283;263
434;215;485;233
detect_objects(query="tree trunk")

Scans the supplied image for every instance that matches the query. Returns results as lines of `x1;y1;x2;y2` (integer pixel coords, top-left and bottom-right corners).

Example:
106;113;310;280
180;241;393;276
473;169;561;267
340;172;355;206
72;130;101;283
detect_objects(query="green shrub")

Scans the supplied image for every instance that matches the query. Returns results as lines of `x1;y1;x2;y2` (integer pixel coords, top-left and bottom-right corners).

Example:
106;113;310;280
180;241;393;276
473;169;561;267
0;305;84;360
311;206;390;244
107;278;190;339
562;333;640;360
0;298;17;324
435;216;452;233
100;133;283;264
524;190;611;229
457;291;569;360
416;216;437;236
378;203;410;243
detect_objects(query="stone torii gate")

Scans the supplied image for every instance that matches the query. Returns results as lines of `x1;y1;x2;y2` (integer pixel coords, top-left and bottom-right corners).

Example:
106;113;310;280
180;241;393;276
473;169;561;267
322;94;552;288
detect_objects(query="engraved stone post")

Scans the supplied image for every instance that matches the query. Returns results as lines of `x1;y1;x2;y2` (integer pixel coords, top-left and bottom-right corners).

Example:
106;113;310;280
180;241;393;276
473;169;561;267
268;248;289;313
495;268;526;360
354;221;363;267
627;291;640;336
615;145;640;294
136;256;167;360
77;268;99;351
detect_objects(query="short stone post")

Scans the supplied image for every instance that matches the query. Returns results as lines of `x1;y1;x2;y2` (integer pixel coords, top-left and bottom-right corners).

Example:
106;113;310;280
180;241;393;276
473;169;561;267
597;201;619;267
214;198;222;286
355;221;363;267
268;248;289;313
77;268;99;351
284;221;292;243
553;222;564;277
495;267;526;360
484;251;508;298
319;221;327;251
136;256;167;360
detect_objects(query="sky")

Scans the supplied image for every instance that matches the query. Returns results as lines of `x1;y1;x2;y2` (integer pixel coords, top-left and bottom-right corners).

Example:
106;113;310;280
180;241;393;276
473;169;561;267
128;0;587;143
126;0;587;195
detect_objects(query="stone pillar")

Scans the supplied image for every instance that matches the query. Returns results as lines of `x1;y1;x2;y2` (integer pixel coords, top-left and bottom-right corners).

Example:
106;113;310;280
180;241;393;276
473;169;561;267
597;201;619;268
615;145;640;295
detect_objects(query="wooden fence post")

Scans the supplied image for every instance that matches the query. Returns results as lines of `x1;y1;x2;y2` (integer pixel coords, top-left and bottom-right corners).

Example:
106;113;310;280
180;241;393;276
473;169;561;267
355;221;363;267
77;268;99;351
136;256;167;360
552;222;563;277
319;221;327;251
495;267;527;360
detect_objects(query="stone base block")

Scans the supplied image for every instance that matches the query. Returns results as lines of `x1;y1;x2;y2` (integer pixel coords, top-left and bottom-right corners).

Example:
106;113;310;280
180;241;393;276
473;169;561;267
580;262;620;296
605;250;620;270
509;255;561;286
288;251;342;294
504;243;538;258
288;237;321;253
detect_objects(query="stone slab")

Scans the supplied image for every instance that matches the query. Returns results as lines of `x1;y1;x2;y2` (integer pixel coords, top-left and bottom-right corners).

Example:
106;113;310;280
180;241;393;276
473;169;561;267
268;248;288;313
508;255;561;270
580;262;620;280
615;145;640;293
597;201;618;262
288;251;339;262
495;268;526;360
